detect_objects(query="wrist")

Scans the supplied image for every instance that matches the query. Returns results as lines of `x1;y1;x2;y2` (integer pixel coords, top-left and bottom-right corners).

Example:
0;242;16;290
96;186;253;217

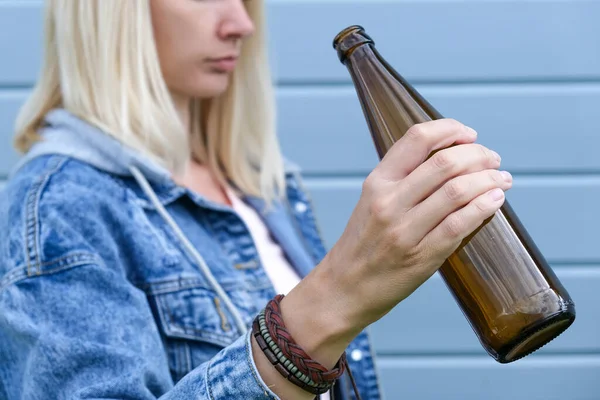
280;256;363;369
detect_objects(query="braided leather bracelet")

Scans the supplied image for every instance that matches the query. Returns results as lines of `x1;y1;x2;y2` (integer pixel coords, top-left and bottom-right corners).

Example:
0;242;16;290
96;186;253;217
252;294;361;399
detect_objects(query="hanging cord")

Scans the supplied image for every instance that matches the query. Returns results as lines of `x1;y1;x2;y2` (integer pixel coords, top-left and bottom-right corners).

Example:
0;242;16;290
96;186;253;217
129;166;247;334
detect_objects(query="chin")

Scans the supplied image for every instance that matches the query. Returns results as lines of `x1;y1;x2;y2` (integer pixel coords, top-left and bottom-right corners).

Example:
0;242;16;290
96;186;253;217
189;74;232;99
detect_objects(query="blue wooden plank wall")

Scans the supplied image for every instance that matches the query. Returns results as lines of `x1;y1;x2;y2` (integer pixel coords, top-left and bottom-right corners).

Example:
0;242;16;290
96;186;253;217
1;1;599;399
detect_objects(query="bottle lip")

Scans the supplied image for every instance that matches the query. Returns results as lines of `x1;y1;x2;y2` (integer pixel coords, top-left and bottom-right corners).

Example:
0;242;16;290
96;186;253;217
332;25;365;49
332;25;374;64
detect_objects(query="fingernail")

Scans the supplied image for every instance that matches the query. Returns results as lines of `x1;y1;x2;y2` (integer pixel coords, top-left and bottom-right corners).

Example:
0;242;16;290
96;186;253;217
491;151;501;162
466;126;478;137
489;188;505;201
500;171;512;182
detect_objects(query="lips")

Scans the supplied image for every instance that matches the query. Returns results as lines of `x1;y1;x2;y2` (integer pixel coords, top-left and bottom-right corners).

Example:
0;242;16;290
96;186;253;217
206;56;239;72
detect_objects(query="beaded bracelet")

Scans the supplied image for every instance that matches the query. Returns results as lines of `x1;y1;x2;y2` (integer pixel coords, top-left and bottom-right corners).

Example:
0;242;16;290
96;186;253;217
252;294;361;399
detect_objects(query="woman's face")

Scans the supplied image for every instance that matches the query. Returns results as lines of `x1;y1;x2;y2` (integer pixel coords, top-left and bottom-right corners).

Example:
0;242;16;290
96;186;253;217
150;0;255;103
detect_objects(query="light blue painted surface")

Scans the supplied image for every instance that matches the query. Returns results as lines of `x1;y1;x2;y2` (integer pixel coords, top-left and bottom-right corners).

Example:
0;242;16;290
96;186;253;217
0;91;24;176
4;85;600;176
305;176;600;263
367;267;600;355
1;1;599;399
267;0;600;83
278;83;600;174
3;1;600;85
376;355;600;400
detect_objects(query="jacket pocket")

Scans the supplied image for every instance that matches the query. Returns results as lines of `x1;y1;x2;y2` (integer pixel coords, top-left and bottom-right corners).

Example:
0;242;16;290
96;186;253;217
146;278;244;383
152;282;240;348
145;275;275;383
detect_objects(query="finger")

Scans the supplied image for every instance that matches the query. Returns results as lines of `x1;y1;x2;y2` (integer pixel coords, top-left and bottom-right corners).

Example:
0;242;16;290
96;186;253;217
399;143;502;207
376;118;477;182
406;169;512;241
422;186;507;258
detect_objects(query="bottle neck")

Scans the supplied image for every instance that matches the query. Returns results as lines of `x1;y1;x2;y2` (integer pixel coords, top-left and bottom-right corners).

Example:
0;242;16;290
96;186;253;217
339;35;444;122
335;29;374;64
346;43;433;124
336;39;438;159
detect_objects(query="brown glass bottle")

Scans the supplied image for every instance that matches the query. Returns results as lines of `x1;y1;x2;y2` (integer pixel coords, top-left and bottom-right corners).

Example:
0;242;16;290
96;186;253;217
332;25;576;363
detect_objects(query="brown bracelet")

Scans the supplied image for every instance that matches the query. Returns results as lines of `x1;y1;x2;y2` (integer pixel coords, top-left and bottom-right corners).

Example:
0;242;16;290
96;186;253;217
252;315;332;395
252;294;361;399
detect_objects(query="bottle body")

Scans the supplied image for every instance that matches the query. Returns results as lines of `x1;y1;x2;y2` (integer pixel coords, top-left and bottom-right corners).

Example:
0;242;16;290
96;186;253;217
333;26;575;363
441;201;574;362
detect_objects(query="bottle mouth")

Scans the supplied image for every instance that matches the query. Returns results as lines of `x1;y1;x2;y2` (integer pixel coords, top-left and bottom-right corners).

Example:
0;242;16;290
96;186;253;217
332;25;374;64
332;25;365;49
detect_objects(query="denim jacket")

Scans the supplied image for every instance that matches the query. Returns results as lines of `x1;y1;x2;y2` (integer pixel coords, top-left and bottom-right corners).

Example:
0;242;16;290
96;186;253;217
0;109;382;400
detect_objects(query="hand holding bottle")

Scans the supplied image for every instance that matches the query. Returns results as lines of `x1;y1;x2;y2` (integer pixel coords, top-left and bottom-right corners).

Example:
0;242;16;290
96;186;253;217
259;118;511;400
327;25;574;364
252;26;575;400
313;118;512;332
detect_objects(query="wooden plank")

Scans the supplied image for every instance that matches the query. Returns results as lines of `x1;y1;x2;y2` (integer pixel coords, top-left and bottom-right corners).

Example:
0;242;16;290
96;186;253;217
1;1;600;85
3;83;600;176
377;355;600;400
277;83;600;175
304;176;600;263
369;267;600;355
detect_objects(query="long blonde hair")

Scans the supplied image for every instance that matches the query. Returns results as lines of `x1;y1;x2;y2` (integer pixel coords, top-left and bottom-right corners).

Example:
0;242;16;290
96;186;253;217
13;0;285;203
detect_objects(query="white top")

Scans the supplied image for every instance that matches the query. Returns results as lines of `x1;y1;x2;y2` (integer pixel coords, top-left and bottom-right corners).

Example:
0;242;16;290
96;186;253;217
227;189;331;400
227;188;301;294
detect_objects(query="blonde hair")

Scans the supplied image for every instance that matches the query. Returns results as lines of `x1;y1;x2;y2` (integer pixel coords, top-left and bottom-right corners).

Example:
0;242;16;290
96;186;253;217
14;0;285;203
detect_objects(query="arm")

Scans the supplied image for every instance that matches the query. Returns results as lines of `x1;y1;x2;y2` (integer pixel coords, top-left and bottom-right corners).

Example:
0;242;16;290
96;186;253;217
0;157;350;400
0;256;283;399
1;117;511;399
0;158;287;399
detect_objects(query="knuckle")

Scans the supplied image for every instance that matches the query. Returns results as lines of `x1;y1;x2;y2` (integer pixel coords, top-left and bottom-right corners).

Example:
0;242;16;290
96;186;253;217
362;172;387;197
432;150;453;171
446;118;465;132
478;144;497;165
392;222;419;253
391;228;410;252
490;170;504;185
362;174;378;194
475;196;492;214
444;214;464;238
369;195;393;223
405;123;426;142
443;180;465;202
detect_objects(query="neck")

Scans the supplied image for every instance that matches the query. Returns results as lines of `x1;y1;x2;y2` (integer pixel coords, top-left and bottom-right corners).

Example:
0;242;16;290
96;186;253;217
172;91;192;133
170;91;231;206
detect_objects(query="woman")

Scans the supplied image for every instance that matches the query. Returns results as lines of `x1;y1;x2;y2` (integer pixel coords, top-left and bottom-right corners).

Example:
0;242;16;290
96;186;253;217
0;1;512;399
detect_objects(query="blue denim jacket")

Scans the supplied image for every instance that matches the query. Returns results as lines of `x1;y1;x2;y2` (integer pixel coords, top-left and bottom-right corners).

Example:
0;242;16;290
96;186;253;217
0;109;382;400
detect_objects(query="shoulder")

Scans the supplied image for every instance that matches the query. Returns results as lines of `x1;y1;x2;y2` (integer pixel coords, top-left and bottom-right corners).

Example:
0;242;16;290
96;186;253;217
0;155;133;285
3;154;129;222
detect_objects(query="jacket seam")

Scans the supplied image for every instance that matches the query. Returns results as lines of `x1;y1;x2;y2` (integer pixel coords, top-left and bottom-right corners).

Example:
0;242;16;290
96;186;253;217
24;156;69;277
206;356;216;400
139;276;273;295
183;341;192;379
0;252;101;292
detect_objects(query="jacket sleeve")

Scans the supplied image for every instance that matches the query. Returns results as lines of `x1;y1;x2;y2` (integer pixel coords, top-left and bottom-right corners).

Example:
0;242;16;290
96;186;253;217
0;257;280;400
0;158;280;400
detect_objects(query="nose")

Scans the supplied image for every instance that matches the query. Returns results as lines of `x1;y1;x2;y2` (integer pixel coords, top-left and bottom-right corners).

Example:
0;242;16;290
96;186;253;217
219;0;255;41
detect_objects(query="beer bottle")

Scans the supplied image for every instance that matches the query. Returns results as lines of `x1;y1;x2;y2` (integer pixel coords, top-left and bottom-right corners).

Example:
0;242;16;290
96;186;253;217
332;25;575;363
